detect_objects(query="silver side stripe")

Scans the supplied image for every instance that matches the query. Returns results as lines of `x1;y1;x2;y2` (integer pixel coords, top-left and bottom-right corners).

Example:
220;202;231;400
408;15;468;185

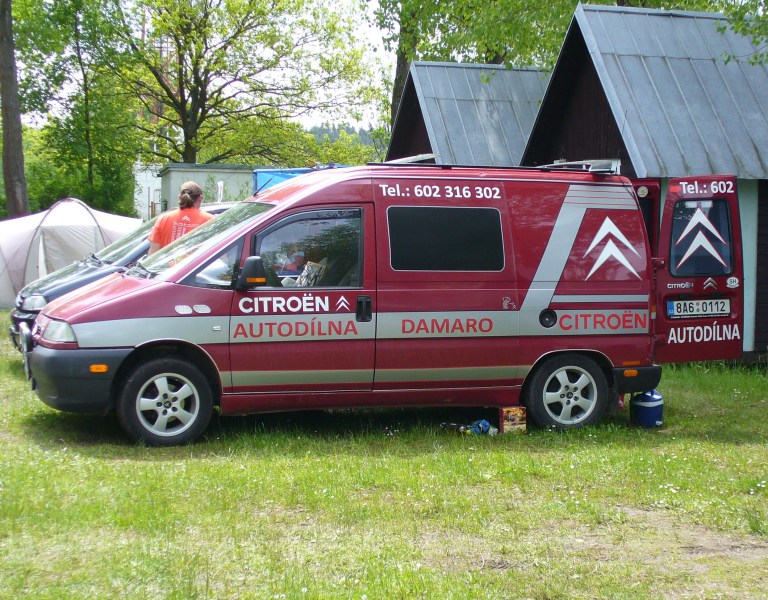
377;311;518;339
231;314;375;343
227;369;374;387
564;184;637;209
223;366;531;388
552;294;649;304
73;306;647;351
374;365;530;383
73;316;230;348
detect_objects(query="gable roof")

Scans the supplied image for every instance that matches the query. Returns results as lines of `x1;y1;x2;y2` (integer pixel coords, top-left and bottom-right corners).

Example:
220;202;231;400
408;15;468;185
386;61;549;166
523;3;768;179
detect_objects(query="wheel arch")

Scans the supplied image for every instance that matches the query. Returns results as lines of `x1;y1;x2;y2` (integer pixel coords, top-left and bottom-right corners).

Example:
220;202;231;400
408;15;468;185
521;349;616;402
110;341;222;409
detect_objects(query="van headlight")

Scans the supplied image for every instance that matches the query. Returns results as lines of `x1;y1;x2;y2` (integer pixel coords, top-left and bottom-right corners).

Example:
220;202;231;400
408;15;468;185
21;294;47;311
42;319;77;344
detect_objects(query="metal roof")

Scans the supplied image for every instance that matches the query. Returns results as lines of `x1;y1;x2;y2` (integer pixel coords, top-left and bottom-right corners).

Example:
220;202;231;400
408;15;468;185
572;3;768;179
388;62;549;166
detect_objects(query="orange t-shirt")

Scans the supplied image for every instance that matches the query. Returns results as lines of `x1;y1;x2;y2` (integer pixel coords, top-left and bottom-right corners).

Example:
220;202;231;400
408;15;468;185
148;207;214;249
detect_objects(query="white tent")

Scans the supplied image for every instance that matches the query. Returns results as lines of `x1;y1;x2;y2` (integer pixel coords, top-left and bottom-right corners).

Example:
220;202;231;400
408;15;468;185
0;198;140;308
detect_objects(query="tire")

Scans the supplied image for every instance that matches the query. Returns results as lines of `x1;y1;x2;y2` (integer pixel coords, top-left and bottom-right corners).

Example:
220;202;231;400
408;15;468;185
525;354;608;430
117;357;214;446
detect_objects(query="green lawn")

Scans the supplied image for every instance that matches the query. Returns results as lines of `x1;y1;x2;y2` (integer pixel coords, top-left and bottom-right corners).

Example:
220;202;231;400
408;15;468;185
1;311;767;599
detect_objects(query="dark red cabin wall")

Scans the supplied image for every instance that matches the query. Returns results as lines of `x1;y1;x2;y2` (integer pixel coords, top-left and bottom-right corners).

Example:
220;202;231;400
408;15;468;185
523;29;634;178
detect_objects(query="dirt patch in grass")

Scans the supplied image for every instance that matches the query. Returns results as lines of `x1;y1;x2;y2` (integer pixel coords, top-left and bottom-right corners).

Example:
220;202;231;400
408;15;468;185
417;506;768;597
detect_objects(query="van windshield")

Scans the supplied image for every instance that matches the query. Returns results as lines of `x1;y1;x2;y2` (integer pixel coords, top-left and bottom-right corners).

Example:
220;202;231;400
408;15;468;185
96;219;155;264
134;202;274;277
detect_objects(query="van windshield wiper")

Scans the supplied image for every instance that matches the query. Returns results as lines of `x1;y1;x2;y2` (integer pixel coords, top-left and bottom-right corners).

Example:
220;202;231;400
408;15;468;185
129;262;153;279
86;253;104;266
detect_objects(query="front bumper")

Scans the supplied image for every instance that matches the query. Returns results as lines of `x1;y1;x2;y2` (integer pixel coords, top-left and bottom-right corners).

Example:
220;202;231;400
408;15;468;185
9;309;37;352
25;339;132;414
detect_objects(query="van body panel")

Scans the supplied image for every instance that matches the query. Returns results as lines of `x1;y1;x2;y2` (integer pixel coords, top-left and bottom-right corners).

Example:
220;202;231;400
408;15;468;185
23;164;744;444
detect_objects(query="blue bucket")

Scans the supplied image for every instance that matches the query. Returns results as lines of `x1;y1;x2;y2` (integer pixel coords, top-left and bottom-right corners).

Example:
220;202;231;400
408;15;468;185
630;390;663;428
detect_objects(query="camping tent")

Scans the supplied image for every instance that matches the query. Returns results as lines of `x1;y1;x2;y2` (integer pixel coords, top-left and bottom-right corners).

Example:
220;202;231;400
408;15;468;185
0;198;140;308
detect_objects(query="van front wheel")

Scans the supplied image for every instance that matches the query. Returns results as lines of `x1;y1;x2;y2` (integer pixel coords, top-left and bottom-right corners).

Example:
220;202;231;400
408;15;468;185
117;357;213;446
526;355;608;429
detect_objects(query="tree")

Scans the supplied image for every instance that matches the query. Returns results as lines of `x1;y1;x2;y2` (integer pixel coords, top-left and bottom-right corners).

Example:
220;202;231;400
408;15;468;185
107;0;376;165
373;0;575;123
723;0;768;64
12;0;140;214
0;0;29;217
373;0;730;124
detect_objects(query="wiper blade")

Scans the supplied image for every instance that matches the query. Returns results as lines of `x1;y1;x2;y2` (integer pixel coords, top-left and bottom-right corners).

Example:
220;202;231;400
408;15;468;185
86;253;104;266
129;262;152;279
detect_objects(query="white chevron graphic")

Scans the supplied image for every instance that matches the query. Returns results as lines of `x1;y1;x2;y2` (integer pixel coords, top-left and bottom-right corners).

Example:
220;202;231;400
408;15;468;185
585;218;640;280
336;296;351;311
675;207;728;269
677;231;728;269
676;207;726;245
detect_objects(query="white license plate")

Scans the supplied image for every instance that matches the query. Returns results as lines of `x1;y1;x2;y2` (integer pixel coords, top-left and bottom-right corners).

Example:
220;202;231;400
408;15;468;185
666;299;730;318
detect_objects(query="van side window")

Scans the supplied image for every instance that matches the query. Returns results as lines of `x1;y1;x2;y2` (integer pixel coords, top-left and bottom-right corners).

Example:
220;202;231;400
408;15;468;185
669;199;732;277
186;241;244;289
388;206;504;271
257;209;361;288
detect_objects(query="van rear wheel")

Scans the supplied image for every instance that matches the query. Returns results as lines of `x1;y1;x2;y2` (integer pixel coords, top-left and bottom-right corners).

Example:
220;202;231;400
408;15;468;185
117;357;213;446
526;355;608;429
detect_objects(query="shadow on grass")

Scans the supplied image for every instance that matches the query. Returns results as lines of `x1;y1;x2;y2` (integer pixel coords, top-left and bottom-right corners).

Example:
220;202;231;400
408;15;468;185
19;394;766;457
19;405;500;455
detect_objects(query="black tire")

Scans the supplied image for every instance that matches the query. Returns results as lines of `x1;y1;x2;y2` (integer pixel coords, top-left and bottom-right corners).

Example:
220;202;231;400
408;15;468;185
117;357;214;446
525;354;609;430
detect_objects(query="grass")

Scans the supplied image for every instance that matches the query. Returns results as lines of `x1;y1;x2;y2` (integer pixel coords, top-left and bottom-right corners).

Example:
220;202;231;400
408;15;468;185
1;310;767;598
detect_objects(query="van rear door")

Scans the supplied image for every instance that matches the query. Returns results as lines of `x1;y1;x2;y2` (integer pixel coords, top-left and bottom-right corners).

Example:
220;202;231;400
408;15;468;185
654;175;743;363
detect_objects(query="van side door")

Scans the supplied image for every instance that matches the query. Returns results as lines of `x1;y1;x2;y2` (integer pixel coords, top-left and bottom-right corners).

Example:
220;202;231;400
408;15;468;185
228;206;376;401
654;175;743;362
372;176;519;395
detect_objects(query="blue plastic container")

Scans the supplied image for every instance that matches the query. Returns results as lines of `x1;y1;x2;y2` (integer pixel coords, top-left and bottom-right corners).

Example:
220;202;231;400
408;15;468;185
630;390;663;428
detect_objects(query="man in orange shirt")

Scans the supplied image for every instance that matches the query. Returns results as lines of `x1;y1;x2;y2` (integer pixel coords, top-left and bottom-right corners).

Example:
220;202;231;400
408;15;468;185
147;181;214;255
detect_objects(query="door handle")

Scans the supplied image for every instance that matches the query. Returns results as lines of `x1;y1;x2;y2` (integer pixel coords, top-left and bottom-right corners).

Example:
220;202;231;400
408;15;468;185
356;295;372;322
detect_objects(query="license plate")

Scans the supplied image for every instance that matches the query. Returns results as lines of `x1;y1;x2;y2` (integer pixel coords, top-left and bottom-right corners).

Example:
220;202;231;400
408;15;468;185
666;299;730;318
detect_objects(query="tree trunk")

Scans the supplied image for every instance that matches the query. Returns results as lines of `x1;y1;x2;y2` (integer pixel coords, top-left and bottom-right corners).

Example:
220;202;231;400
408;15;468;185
0;0;28;216
390;5;419;126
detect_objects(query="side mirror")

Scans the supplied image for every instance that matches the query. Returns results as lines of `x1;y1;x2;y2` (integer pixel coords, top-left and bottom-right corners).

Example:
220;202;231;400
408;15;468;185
236;256;268;290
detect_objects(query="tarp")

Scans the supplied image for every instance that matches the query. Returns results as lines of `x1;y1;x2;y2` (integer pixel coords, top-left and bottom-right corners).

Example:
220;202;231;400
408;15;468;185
0;198;140;308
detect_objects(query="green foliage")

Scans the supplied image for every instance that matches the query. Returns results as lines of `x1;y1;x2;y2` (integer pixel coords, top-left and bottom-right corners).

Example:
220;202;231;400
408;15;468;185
109;0;379;164
722;0;768;64
301;129;380;165
11;0;140;216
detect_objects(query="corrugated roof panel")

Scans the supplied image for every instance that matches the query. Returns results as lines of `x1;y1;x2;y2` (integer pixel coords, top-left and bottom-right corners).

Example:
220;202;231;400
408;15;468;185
576;4;768;178
407;62;549;166
450;99;491;163
475;100;513;165
422;97;459;162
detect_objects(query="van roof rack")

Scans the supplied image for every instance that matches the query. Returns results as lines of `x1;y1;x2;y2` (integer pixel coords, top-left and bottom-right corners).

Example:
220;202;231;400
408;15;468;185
539;159;621;174
383;153;439;164
369;156;622;174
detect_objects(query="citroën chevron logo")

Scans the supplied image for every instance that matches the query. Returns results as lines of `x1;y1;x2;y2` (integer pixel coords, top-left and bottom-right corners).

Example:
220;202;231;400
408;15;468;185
584;217;641;280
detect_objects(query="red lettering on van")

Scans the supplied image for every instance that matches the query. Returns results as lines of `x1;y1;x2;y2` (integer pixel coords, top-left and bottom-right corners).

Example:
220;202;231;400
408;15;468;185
401;317;494;335
559;312;648;331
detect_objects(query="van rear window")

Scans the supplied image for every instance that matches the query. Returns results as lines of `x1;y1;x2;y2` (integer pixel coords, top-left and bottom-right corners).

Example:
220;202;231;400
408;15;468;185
388;207;504;271
669;198;732;277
